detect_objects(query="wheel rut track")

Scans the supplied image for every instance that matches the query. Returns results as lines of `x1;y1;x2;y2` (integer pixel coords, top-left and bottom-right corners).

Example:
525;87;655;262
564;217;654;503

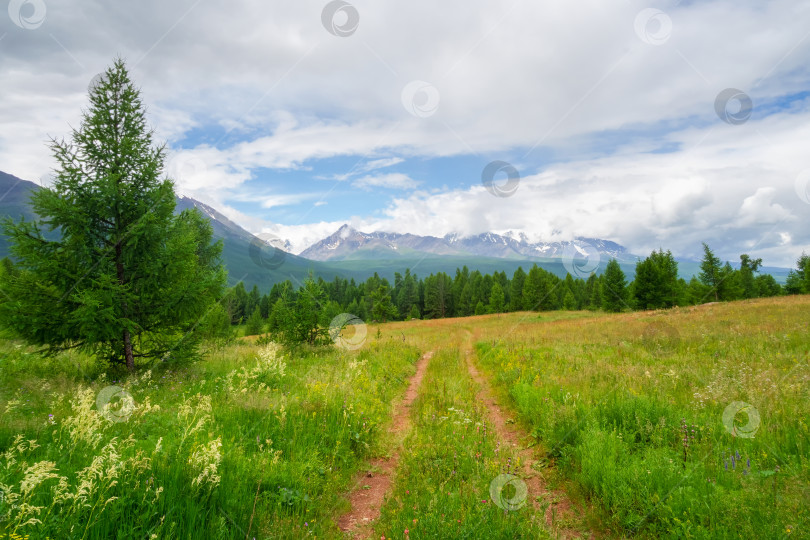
462;329;590;539
338;350;433;538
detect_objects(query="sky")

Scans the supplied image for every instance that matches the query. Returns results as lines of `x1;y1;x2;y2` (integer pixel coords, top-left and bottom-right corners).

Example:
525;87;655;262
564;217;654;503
1;0;809;266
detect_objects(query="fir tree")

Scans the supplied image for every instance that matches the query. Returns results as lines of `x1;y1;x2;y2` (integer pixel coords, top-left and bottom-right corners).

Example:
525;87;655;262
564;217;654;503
488;282;505;313
601;259;628;312
633;249;679;309
244;306;265;336
509;267;526;311
370;284;398;322
698;243;723;301
0;59;225;371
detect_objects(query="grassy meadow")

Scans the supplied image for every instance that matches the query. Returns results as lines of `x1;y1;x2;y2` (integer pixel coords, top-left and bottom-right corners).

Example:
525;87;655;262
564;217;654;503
0;337;420;538
467;297;809;538
0;295;808;538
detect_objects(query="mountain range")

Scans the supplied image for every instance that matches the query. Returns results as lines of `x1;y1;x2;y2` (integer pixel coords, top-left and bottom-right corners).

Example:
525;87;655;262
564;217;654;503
0;170;792;290
300;224;636;263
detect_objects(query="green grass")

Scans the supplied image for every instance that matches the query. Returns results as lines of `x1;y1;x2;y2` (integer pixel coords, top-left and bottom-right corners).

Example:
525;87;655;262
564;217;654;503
473;297;810;538
374;348;550;539
0;337;420;539
1;296;808;538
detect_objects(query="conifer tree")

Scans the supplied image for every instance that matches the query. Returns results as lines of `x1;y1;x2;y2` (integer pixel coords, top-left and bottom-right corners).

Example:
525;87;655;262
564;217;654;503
488;282;505;313
633;249;679;309
0;59;225;371
601;259;628;312
509;266;527;311
698;243;723;301
244;307;265;336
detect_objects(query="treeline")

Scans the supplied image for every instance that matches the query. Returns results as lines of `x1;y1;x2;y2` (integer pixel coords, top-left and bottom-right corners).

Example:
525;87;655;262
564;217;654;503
221;244;810;338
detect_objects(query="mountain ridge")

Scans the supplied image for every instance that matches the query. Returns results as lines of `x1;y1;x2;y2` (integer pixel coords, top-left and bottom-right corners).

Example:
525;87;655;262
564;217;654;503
300;224;637;263
1;171;793;288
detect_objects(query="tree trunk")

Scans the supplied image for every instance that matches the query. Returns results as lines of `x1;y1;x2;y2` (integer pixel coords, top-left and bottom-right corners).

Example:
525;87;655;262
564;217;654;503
123;328;135;372
115;240;135;372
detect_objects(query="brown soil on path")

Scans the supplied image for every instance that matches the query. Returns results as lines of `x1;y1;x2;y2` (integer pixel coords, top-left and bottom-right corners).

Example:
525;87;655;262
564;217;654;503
463;330;590;539
337;350;434;538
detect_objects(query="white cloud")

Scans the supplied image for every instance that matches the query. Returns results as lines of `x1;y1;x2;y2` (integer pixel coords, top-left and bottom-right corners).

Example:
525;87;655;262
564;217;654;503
2;0;810;266
354;172;419;190
259;193;318;209
359;157;404;172
736;187;793;226
295;109;808;266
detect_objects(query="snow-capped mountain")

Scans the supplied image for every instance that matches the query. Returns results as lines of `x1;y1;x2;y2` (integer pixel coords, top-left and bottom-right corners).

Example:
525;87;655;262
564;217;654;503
299;224;637;262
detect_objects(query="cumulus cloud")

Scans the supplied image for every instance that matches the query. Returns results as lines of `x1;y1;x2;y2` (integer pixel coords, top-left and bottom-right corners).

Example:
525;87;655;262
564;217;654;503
737;187;793;226
1;0;810;265
328;110;810;265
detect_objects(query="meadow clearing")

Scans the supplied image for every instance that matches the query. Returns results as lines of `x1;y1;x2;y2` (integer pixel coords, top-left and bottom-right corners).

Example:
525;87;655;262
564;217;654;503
0;295;808;538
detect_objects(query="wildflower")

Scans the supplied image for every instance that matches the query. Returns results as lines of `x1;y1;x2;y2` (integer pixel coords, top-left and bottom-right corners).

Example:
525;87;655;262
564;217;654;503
20;460;61;495
188;437;223;490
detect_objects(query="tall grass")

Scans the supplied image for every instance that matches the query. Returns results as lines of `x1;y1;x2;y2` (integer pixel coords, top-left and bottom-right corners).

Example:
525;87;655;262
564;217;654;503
473;297;810;538
0;336;420;538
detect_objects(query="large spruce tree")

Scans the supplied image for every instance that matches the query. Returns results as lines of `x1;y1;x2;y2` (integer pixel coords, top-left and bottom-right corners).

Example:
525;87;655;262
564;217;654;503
698;243;723;301
0;59;226;371
601;258;628;312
